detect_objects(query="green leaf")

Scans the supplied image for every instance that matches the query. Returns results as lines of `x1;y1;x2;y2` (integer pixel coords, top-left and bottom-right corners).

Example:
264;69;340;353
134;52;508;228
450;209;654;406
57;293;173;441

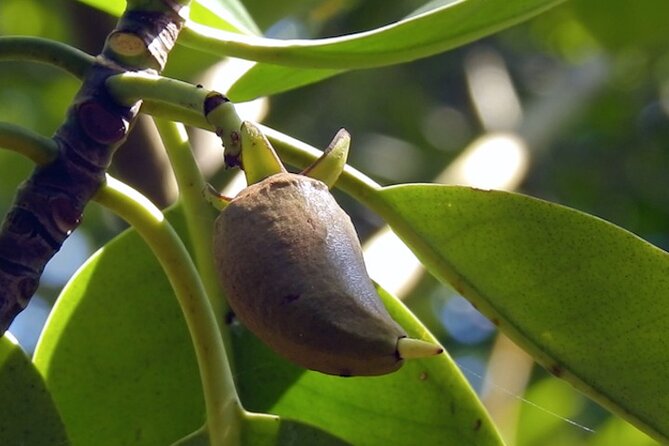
33;208;206;446
190;0;260;35
32;203;503;445
178;0;568;100
374;184;669;443
186;0;567;68
588;416;658;446
227;65;341;102
169;408;357;445
232;284;503;446
241;413;352;446
0;335;69;445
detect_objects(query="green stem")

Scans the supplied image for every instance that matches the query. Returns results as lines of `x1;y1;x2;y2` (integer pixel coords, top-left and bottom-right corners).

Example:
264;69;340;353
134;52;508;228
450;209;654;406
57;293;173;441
0;122;58;164
142;99;214;130
95;176;242;446
152;118;231;328
0;123;242;444
106;72;242;157
260;126;382;200
107;72;211;110
106;72;384;209
137;96;384;200
0;36;94;79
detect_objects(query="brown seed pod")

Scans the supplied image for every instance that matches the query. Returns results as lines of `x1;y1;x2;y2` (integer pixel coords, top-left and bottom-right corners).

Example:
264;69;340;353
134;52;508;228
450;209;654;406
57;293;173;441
214;172;409;376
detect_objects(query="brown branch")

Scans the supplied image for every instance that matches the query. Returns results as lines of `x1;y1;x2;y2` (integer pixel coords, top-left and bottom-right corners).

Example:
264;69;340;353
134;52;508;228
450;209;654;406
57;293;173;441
0;1;188;333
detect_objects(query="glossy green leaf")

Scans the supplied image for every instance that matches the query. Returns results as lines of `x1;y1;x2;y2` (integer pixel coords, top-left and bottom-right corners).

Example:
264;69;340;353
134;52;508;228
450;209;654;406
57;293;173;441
170;408;356;445
231;283;502;445
227;65;341;102
373;184;669;443
33;208;206;446
193;0;569;100
32;203;503;445
241;413;352;446
589;416;658;446
190;0;260;35
185;0;566;68
0;335;68;445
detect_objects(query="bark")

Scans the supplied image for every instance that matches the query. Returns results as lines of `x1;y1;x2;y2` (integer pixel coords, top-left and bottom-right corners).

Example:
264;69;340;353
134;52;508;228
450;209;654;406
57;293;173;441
0;1;187;333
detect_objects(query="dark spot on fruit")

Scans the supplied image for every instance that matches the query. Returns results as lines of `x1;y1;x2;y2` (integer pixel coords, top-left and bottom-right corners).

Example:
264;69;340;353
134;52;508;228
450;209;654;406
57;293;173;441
196;84;203;89
549;363;563;377
419;371;428;381
474;418;482;431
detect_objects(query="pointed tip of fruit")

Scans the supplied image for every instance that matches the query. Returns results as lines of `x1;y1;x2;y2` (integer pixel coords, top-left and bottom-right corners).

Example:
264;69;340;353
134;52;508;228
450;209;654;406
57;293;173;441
397;337;443;360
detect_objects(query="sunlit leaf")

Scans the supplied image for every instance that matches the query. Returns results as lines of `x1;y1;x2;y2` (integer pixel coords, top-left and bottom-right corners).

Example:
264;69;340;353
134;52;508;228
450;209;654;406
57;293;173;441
232;283;503;446
227;64;341;102
373;184;669;443
33;208;206;446
163;405;357;445
190;0;260;35
241;413;352;446
588;416;658;446
32;203;503;445
0;335;68;445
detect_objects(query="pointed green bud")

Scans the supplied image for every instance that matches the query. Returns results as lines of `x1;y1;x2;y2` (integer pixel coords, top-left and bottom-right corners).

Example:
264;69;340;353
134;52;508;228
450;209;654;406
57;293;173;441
240;121;286;185
397;337;443;360
301;129;350;189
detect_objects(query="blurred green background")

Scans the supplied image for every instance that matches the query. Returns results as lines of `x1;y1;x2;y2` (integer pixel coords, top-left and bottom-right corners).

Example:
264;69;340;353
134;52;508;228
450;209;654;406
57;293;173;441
1;1;667;444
